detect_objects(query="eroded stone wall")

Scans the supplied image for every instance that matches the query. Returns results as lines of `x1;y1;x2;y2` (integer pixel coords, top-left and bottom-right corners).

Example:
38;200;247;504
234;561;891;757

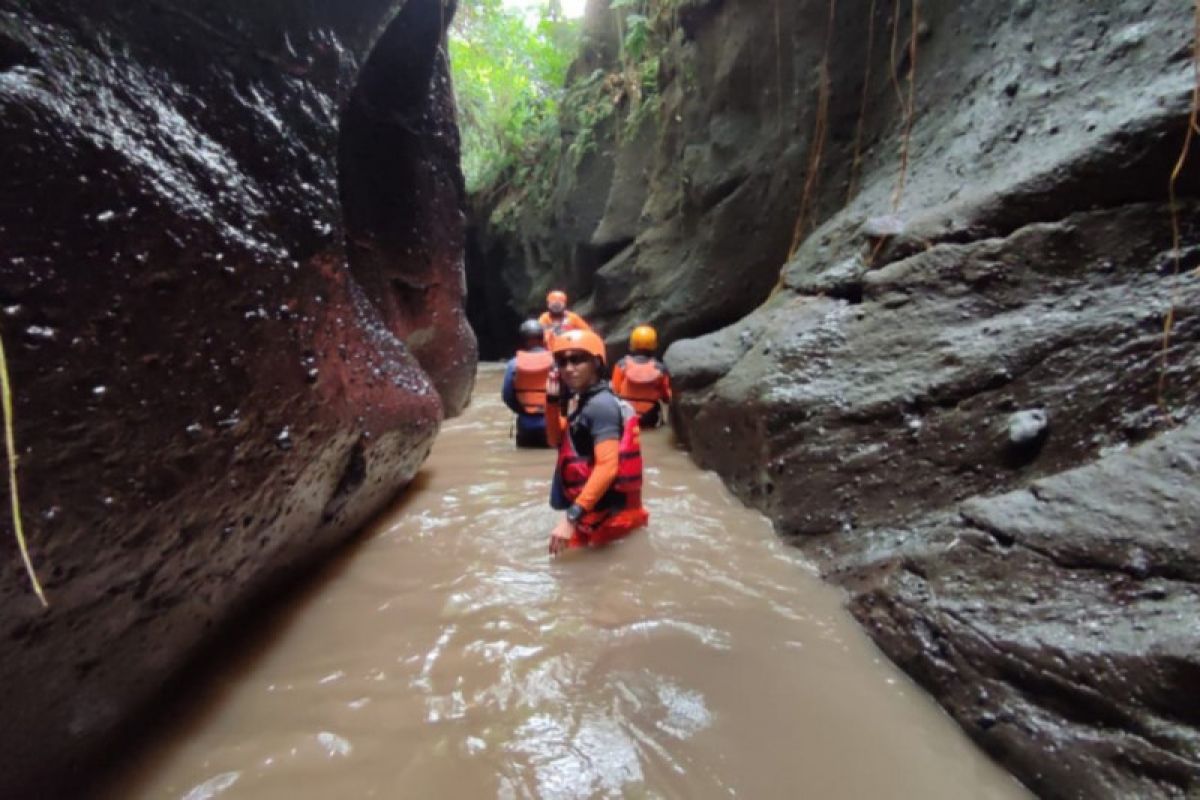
0;0;475;794
475;0;1200;795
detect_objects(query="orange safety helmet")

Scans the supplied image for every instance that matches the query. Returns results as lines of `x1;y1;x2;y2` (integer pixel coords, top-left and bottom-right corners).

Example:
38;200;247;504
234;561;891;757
629;325;658;352
546;290;568;313
551;328;606;366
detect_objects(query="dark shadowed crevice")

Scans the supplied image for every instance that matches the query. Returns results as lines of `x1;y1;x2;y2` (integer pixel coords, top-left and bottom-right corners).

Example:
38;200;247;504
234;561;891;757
338;0;477;412
465;215;523;359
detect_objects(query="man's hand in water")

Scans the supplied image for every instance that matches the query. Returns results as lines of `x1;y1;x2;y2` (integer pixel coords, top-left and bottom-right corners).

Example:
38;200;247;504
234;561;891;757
548;517;574;556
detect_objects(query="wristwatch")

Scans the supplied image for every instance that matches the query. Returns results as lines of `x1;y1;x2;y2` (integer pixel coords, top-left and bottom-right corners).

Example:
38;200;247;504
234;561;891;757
565;504;584;524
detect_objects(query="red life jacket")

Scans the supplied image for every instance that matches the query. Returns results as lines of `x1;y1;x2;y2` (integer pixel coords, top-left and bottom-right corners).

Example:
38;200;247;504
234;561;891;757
618;358;665;415
556;399;643;533
513;349;553;414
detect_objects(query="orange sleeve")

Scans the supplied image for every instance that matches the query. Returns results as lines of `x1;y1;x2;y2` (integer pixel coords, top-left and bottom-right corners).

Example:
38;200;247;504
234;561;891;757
569;311;591;331
661;371;672;402
574;439;619;511
538;312;550;327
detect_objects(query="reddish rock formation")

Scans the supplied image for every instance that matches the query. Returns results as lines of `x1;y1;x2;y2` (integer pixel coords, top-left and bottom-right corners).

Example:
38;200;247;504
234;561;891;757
0;0;475;795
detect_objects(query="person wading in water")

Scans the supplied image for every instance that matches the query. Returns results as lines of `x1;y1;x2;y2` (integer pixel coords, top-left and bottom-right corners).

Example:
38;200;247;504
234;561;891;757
538;290;590;345
545;329;648;556
501;319;553;448
611;324;672;429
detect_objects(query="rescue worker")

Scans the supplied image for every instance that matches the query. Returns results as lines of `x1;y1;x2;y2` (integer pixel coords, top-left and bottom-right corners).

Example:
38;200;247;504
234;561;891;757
501;320;553;448
545;329;648;555
538;290;590;344
611;325;672;429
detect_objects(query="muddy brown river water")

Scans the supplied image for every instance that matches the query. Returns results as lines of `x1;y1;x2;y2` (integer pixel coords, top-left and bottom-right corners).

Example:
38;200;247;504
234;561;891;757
106;366;1030;799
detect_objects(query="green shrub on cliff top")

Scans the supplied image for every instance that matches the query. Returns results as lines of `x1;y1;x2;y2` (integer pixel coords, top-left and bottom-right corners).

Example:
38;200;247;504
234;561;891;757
449;0;579;193
451;0;671;225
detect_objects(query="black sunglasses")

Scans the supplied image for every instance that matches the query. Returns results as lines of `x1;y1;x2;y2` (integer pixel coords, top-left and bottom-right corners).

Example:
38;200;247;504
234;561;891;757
555;352;593;367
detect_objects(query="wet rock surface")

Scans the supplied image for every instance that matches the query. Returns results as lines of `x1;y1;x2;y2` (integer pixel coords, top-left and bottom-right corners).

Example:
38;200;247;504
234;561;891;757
0;0;473;795
845;423;1200;799
673;203;1200;539
649;1;1200;796
670;203;1200;797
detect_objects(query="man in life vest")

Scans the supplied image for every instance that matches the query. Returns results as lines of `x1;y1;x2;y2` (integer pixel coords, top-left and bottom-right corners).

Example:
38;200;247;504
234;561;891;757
501;320;554;447
611;325;672;429
545;328;648;555
538;290;590;344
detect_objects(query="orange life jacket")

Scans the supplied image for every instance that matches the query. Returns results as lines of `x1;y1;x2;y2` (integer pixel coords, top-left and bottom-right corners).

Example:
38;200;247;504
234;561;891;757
539;310;587;342
513;349;553;414
617;358;665;415
555;402;643;534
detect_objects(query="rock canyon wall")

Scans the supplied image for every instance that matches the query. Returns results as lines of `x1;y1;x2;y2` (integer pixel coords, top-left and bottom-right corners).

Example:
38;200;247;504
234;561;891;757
472;0;1200;796
0;0;475;794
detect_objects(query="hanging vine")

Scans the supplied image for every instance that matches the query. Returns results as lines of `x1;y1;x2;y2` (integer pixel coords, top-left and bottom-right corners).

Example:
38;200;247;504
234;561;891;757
0;333;47;608
863;0;919;267
890;0;918;211
787;0;837;259
845;0;878;205
1158;0;1200;416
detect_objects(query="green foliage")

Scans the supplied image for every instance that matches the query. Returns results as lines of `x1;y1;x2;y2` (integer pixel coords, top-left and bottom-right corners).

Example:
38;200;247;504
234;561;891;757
622;14;650;61
621;54;660;139
449;0;579;192
450;0;674;223
562;69;614;165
